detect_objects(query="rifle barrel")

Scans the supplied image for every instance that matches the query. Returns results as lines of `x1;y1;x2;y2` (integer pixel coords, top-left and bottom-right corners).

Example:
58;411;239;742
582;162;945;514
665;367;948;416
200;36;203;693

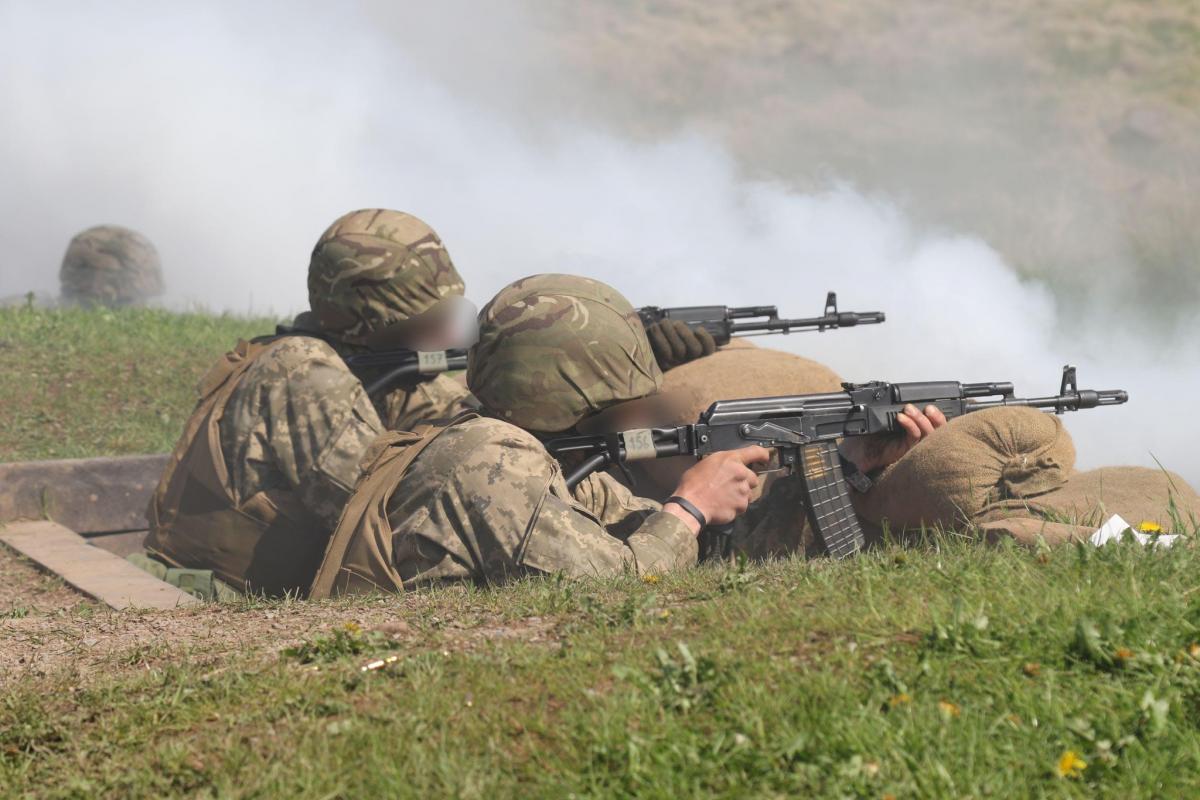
729;310;885;334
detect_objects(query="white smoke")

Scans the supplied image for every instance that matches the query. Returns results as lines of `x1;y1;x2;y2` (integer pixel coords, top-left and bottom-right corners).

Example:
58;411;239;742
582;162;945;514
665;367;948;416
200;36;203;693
0;0;1195;481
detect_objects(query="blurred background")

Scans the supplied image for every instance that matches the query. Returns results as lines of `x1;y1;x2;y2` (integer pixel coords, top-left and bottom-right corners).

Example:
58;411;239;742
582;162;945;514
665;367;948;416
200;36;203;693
1;0;1196;478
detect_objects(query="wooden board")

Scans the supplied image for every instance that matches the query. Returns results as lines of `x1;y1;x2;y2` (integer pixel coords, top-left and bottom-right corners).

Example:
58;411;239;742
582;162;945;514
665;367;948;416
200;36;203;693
0;520;199;610
0;454;168;534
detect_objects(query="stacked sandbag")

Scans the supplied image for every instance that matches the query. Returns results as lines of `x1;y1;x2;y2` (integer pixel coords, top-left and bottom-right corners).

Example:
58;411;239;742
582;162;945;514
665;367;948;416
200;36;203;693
851;407;1076;532
978;466;1200;533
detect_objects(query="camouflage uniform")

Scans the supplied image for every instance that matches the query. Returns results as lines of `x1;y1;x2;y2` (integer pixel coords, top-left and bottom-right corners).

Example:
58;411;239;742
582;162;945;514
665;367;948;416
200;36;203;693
310;274;697;596
59;225;163;307
146;209;471;595
218;335;384;532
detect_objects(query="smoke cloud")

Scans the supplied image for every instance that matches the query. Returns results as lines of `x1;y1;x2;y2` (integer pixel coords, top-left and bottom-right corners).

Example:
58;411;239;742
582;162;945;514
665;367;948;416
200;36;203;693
1;0;1195;481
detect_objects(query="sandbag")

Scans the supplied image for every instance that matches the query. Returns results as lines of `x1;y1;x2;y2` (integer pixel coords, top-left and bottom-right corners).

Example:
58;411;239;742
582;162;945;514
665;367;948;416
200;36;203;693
978;466;1200;533
851;407;1076;532
660;344;843;423
976;518;1095;548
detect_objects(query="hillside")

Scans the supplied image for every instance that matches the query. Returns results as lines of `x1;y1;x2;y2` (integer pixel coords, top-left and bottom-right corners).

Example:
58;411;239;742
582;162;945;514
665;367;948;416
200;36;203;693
532;0;1200;316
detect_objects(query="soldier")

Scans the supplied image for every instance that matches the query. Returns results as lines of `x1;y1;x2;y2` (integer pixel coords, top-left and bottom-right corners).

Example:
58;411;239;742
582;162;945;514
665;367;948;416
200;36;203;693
308;274;942;596
59;224;164;307
143;209;474;597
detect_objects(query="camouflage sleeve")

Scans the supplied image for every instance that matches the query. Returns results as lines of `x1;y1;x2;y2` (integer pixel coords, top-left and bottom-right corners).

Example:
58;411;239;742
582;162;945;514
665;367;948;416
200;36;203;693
234;338;384;529
394;418;696;584
521;447;696;579
571;471;663;541
378;373;474;431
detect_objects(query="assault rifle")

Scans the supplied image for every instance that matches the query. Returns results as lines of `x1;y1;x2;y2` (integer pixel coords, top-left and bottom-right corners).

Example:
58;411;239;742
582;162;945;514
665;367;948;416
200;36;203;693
637;291;885;346
545;366;1128;559
346;291;885;396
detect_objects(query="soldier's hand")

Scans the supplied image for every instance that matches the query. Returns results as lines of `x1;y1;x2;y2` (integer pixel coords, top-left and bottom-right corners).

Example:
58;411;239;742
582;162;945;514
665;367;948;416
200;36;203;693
839;404;949;474
645;319;717;370
664;446;771;533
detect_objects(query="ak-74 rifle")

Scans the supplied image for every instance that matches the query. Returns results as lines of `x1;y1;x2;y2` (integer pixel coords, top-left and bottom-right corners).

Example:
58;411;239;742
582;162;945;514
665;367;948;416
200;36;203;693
345;291;885;396
544;366;1128;559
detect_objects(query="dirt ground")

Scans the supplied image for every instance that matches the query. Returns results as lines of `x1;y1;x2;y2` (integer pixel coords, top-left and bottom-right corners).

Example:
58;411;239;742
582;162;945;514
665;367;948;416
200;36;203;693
0;547;558;688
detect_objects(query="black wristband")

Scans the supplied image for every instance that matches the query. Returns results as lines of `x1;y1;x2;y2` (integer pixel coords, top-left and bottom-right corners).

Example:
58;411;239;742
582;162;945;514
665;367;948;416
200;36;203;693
665;495;708;529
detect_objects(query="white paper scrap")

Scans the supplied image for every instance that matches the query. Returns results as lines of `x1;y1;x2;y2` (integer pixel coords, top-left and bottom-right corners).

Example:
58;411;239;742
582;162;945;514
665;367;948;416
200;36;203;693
1089;514;1179;549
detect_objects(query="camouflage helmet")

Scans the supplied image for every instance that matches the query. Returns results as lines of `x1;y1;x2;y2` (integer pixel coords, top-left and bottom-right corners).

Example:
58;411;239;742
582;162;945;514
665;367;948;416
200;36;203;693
468;274;662;433
59;225;164;307
308;209;465;346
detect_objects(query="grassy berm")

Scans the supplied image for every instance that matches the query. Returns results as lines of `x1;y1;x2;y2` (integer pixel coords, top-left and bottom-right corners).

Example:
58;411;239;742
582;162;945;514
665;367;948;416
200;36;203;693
0;305;276;461
2;306;1199;798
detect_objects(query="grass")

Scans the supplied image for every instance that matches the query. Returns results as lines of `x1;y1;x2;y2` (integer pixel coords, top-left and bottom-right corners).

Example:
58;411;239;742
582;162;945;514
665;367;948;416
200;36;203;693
2;307;1198;797
0;305;278;461
5;539;1200;797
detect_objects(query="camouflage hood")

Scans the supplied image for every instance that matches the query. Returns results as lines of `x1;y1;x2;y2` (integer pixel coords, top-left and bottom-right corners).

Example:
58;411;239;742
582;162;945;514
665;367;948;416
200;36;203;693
308;209;465;346
468;274;662;433
59;225;164;307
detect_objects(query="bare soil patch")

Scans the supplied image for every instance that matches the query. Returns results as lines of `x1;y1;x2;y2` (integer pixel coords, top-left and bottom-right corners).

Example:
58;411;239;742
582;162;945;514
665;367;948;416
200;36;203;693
0;545;558;687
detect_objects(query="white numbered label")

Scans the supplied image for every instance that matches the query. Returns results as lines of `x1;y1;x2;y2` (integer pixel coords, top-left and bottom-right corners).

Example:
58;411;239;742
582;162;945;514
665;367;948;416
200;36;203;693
417;351;450;374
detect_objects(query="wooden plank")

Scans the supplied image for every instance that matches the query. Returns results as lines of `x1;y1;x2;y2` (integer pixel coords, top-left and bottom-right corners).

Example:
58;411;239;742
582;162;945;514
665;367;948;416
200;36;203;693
0;454;168;534
0;520;199;610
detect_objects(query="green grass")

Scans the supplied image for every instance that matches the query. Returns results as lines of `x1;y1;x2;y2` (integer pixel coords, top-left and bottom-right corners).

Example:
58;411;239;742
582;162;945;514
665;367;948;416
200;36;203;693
0;306;278;461
5;539;1200;797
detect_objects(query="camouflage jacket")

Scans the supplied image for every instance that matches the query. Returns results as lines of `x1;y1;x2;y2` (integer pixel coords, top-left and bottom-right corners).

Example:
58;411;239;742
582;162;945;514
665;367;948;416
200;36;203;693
376;373;474;432
219;335;385;532
381;416;697;587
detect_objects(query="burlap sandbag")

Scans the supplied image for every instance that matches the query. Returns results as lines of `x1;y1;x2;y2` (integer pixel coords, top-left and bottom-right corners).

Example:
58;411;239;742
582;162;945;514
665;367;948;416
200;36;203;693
976;518;1095;548
661;343;843;422
978;466;1200;532
851;407;1076;532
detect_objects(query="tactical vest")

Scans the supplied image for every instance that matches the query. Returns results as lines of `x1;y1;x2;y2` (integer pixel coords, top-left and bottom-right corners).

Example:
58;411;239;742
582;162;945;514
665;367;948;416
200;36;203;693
309;414;477;599
145;338;332;597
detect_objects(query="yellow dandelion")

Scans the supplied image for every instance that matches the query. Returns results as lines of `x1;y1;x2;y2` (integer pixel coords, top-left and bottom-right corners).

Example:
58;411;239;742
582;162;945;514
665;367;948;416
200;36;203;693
1138;521;1163;534
938;700;961;719
658;609;671;620
1055;750;1087;779
1189;643;1200;659
342;621;362;634
887;693;912;708
642;574;661;585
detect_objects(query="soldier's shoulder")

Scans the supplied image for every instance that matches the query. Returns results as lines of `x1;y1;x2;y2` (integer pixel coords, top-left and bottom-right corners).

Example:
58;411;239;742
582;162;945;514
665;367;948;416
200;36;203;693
233;335;362;398
437;416;546;453
251;334;348;374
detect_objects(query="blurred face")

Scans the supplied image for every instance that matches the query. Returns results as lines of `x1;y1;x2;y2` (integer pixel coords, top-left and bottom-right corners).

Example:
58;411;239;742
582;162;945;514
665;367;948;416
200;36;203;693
363;295;479;351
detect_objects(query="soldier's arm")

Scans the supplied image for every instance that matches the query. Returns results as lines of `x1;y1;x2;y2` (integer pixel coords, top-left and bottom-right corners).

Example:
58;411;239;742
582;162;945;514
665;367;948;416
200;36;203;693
425;421;699;579
264;342;385;529
378;373;473;431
